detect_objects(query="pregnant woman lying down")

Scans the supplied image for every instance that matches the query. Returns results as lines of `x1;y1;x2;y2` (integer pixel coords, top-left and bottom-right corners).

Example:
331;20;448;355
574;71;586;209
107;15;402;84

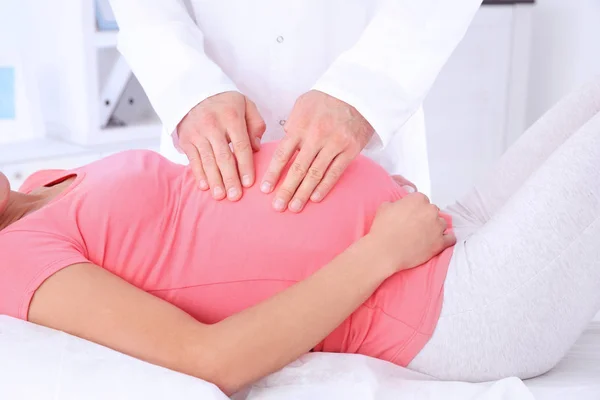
2;80;600;394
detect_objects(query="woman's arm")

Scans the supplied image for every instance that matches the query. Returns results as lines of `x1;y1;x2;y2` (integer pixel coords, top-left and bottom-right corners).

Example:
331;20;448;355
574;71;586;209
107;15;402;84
28;240;388;395
29;193;453;395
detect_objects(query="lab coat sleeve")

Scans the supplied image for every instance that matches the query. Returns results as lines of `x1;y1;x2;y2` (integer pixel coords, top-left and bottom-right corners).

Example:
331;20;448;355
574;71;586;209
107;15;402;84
109;0;239;136
312;0;483;149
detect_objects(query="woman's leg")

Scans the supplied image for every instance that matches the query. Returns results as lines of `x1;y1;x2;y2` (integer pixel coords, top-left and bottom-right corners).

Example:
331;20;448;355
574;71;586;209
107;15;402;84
409;84;600;381
447;77;600;239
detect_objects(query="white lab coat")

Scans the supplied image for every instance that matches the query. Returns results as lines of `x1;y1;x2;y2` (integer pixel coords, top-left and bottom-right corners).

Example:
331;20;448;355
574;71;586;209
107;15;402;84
110;0;482;194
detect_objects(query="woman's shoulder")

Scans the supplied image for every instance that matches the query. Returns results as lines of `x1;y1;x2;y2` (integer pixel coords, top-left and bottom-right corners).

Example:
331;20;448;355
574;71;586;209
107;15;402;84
0;224;78;249
18;150;167;191
0;223;88;320
22;150;182;192
19;169;67;193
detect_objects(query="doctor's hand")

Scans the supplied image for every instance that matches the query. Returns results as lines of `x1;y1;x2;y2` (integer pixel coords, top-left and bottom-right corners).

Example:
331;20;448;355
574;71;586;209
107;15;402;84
261;90;374;212
178;91;266;201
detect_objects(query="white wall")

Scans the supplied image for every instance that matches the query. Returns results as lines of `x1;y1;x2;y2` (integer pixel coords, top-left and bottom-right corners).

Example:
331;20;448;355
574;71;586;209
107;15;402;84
425;6;518;207
0;2;45;146
526;0;600;126
526;0;600;323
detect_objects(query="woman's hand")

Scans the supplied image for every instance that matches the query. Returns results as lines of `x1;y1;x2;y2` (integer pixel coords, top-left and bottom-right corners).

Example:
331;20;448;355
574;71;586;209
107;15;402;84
368;193;456;273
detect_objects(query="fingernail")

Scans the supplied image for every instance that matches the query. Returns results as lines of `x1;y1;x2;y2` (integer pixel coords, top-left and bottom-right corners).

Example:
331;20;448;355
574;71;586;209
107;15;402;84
255;137;262;149
289;199;302;212
261;181;272;193
213;187;224;198
199;180;208;190
310;192;322;202
242;175;252;187
273;198;286;211
402;185;415;193
227;187;239;200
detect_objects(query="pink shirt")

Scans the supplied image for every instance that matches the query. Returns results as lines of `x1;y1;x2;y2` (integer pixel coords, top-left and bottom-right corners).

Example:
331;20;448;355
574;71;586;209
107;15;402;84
0;144;453;366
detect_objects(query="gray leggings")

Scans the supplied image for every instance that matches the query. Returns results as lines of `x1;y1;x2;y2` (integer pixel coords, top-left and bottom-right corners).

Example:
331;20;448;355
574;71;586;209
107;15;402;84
408;78;600;381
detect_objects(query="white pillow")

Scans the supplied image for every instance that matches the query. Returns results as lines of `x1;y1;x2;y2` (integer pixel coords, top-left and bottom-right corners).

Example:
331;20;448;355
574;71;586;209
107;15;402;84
0;316;227;400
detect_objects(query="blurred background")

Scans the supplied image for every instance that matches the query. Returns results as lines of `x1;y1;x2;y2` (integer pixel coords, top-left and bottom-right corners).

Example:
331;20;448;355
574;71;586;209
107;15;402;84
0;0;599;206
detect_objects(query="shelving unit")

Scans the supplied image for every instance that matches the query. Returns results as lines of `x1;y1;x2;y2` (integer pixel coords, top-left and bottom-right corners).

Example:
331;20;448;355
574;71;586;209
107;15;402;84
0;0;162;188
25;0;162;147
94;31;118;49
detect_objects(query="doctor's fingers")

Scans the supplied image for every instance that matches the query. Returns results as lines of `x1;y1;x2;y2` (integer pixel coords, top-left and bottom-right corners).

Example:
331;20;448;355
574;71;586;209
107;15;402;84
285;146;341;212
210;135;243;201
311;152;353;203
260;134;299;195
227;117;256;188
272;144;322;212
245;99;266;151
180;142;208;190
196;138;226;200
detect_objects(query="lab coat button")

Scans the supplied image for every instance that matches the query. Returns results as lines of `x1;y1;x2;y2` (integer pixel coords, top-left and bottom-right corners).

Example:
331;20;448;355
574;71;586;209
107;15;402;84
279;119;286;126
276;36;284;43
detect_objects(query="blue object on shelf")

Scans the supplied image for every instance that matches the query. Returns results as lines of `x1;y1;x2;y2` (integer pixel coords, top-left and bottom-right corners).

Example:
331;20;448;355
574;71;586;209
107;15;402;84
0;67;16;120
95;0;119;31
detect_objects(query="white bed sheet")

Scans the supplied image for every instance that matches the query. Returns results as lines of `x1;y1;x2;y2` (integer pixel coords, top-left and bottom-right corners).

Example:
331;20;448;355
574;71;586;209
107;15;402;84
0;316;598;400
525;322;600;400
238;323;600;400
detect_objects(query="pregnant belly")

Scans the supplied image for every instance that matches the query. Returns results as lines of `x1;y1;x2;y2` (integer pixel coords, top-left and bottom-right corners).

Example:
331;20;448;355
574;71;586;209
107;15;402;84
143;144;452;366
156;144;404;323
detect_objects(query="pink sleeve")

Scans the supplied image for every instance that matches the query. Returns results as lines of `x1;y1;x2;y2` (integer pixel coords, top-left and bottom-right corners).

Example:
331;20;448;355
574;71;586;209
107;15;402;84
0;229;88;320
